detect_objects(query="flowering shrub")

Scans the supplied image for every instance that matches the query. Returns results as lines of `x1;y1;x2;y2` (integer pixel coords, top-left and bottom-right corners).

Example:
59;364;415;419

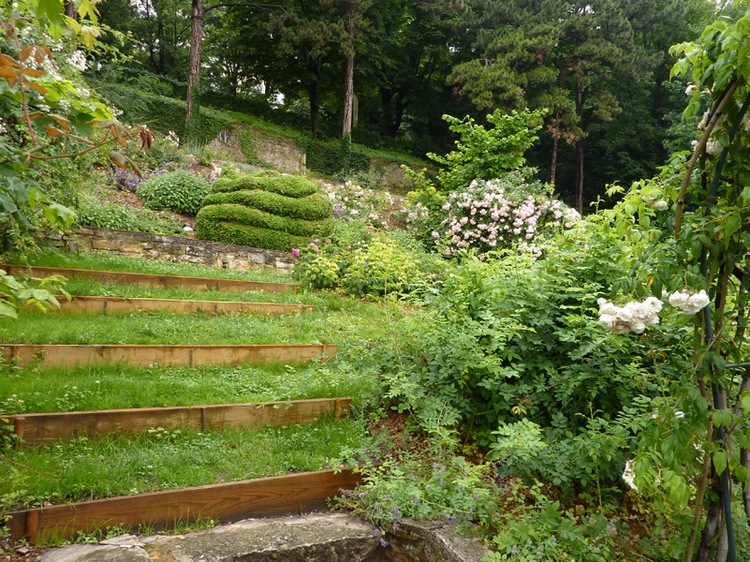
293;239;340;290
320;180;401;230
668;289;709;315
431;173;578;256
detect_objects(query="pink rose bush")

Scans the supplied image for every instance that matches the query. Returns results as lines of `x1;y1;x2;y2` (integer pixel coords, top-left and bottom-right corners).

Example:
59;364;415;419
428;174;578;256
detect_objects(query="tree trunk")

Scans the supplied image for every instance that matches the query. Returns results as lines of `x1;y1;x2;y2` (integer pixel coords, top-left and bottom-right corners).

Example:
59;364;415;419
550;128;559;187
64;0;76;18
697;481;723;562
157;16;166;74
309;82;320;134
574;75;585;214
342;10;355;138
186;0;204;120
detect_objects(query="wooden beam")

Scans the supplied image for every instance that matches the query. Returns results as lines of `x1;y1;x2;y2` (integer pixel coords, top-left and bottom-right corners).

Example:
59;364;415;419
40;296;313;315
6;468;364;543
0;344;336;368
3;398;352;444
0;265;299;293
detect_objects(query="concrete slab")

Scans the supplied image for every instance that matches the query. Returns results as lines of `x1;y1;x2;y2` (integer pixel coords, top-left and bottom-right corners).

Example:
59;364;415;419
37;512;487;562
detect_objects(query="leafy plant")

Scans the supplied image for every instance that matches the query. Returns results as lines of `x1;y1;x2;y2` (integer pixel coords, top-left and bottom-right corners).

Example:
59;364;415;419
137;170;210;216
424;108;546;193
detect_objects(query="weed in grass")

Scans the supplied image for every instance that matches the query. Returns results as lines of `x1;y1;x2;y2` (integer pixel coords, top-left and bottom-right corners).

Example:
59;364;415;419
2;295;419;348
3;249;293;283
0;361;377;413
0;418;368;511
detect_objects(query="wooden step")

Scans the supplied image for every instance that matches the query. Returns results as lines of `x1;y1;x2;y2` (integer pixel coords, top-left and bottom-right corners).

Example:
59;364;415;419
0;344;336;368
0;264;299;293
41;295;312;315
6;468;364;543
6;398;352;444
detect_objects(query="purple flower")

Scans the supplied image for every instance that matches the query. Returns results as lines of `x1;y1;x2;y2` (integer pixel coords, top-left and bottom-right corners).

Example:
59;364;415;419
291;248;300;258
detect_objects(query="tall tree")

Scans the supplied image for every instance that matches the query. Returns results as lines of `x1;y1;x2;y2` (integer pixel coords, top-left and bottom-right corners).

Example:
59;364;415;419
356;0;468;140
449;0;714;212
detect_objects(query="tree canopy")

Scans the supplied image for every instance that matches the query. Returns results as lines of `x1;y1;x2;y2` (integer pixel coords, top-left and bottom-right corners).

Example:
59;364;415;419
95;0;719;205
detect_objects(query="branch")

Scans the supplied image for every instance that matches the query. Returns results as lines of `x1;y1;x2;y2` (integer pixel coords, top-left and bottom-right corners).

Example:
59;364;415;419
204;2;284;13
673;80;740;238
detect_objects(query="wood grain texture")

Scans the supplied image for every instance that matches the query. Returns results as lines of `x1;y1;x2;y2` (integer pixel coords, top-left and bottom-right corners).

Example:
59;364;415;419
47;296;313;315
0;264;299;293
0;344;336;368
6;468;364;543
5;398;352;444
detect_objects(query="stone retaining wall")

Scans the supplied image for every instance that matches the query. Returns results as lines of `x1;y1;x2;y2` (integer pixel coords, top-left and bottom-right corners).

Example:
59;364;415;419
50;227;294;271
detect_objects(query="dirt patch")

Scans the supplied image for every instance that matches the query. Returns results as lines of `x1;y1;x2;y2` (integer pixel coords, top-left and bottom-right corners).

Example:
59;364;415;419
1;538;43;562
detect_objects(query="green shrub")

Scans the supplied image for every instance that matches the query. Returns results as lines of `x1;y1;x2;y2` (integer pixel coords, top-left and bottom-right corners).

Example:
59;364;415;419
76;192;183;234
342;235;422;298
92;83;231;144
304;137;370;176
294;253;340;290
210;173;318;198
202;190;332;220
194;203;333;237
137;170;211;216
195;212;314;251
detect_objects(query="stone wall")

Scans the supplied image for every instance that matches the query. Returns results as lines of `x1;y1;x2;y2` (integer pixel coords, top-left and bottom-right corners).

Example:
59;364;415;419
369;157;416;193
51;227;294;271
250;129;306;173
207;127;416;192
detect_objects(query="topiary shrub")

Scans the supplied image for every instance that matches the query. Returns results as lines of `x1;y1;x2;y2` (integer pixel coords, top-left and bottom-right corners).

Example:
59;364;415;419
137;170;211;216
196;204;333;237
195;209;315;251
210;172;318;198
202;190;332;220
196;171;333;252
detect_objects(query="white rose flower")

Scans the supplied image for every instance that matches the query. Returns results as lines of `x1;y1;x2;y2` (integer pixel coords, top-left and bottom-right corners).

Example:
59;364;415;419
705;138;722;156
669;289;709;315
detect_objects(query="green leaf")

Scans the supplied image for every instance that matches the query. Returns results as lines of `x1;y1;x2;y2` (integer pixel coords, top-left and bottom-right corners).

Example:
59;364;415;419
741;391;750;414
713;450;727;476
34;0;65;28
0;301;18;319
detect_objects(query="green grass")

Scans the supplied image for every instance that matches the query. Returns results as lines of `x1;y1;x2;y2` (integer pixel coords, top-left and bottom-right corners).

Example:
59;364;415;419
0;417;367;510
0;361;378;413
2;249;294;283
60;278;304;303
1;295;417;345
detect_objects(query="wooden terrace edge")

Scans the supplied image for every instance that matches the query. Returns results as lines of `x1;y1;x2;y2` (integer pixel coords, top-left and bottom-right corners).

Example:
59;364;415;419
0;344;337;368
4;397;352;444
37;295;313;315
6;468;364;543
0;264;300;293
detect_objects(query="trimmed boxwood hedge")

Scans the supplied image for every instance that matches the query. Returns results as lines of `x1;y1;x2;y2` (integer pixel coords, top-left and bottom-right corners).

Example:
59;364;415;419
196;204;333;238
196;218;314;252
201;190;332;221
210;174;318;198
